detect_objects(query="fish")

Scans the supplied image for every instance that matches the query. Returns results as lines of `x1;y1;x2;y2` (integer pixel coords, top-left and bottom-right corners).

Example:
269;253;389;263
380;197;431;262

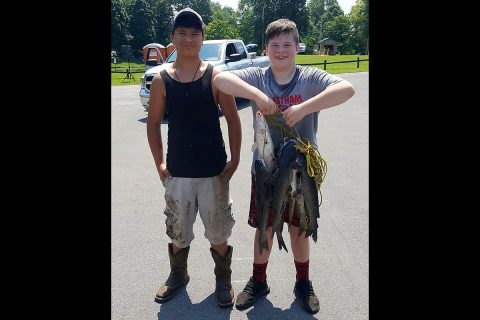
286;161;302;229
295;190;308;237
270;138;299;252
253;111;275;172
253;111;276;254
300;161;320;242
272;138;320;245
254;159;272;254
291;153;308;238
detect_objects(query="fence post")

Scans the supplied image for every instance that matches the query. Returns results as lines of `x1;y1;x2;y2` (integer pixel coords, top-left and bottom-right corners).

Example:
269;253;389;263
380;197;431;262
324;60;327;70
357;56;360;68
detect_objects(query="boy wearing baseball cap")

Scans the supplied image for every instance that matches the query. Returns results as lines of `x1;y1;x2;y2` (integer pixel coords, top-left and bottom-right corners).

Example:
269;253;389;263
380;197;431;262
147;8;256;308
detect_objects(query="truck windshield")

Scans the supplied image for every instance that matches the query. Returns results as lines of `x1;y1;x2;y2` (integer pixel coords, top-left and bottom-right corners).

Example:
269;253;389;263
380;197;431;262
166;43;221;62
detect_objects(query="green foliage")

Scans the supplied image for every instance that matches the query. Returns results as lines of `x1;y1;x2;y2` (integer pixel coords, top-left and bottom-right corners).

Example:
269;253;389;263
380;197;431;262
308;0;344;42
111;0;131;50
307;0;325;29
151;0;174;46
347;0;368;54
363;0;369;36
211;3;237;26
205;2;240;39
237;2;256;46
205;19;239;39
237;0;308;50
111;0;369;65
128;0;157;56
323;0;344;21
323;15;350;53
174;0;213;24
273;0;308;36
301;34;318;55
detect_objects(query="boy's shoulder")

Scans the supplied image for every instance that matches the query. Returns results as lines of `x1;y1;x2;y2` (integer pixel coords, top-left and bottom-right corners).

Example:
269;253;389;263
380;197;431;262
296;64;323;74
241;66;269;73
232;66;268;79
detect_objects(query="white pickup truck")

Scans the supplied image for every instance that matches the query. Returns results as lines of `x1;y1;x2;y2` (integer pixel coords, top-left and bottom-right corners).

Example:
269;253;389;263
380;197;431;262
139;39;270;111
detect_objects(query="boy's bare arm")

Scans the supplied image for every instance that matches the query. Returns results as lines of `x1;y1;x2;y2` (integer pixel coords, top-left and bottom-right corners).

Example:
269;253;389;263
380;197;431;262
282;80;355;127
217;89;242;180
146;74;169;181
213;71;277;115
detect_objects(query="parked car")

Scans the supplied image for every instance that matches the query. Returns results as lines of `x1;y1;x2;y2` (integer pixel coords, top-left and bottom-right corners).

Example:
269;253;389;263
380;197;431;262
298;43;306;54
139;39;270;111
245;43;258;53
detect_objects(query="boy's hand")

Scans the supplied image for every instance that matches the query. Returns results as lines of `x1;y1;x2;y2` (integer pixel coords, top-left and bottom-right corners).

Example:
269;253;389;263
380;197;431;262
282;104;306;127
220;159;239;180
255;94;277;115
158;163;171;182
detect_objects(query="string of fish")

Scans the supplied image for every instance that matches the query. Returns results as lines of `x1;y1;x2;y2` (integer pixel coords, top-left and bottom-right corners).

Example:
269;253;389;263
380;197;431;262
265;112;327;207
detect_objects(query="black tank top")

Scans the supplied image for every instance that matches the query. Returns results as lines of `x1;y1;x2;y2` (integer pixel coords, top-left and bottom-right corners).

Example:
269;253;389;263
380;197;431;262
160;63;227;177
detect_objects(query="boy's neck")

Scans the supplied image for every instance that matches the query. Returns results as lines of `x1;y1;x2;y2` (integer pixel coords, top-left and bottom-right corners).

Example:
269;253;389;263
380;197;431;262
270;64;297;85
174;56;202;70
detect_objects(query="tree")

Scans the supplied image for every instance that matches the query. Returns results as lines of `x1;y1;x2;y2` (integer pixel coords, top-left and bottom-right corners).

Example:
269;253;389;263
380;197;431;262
237;3;255;45
323;0;344;22
150;0;175;46
205;19;239;40
307;0;343;41
307;0;325;29
238;0;308;52
301;34;318;55
111;0;131;51
323;15;350;54
347;0;368;54
205;2;240;39
172;0;213;24
128;0;157;56
211;2;238;27
274;0;308;37
363;0;369;54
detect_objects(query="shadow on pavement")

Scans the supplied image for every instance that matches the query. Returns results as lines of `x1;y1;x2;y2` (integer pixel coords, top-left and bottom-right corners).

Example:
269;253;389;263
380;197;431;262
245;298;318;319
157;289;233;320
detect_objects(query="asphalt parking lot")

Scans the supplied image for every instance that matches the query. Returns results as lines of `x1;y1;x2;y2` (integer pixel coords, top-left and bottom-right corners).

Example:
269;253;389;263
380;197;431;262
112;72;368;320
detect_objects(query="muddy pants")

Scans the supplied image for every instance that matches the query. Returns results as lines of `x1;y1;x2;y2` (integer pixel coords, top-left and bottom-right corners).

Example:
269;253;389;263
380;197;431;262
162;175;235;248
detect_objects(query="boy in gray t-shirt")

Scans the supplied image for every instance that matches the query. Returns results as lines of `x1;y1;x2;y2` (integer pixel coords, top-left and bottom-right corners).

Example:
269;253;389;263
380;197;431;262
213;18;355;314
232;64;344;174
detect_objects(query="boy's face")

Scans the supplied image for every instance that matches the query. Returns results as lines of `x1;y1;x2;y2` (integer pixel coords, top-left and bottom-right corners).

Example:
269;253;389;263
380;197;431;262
171;27;204;57
266;32;299;70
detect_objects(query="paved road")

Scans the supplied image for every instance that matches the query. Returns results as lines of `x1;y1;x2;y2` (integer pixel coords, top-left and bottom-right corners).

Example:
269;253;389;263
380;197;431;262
112;72;368;320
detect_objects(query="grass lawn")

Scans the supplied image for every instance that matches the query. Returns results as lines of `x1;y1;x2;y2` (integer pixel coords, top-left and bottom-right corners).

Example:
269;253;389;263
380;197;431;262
111;70;144;85
111;55;369;86
111;59;145;85
296;55;369;73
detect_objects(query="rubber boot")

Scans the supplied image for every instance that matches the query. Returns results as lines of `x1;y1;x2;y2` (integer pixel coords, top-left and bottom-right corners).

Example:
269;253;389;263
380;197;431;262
210;245;234;308
154;243;190;303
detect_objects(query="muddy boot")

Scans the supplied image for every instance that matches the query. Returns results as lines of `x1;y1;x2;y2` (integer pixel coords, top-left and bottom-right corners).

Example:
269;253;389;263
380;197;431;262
210;245;235;308
154;243;190;303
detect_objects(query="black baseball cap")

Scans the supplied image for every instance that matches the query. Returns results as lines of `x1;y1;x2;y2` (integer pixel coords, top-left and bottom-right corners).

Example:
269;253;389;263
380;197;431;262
171;8;204;34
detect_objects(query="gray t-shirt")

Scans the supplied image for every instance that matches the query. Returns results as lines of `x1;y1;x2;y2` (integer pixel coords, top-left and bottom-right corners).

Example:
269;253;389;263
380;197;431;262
231;65;343;172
